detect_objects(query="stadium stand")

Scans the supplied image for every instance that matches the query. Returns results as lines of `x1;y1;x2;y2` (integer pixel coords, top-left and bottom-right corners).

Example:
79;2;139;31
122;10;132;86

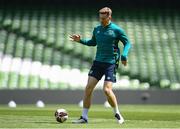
0;8;179;90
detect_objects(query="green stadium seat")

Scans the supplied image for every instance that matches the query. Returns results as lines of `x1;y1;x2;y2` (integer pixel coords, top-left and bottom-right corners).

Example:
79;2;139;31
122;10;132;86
48;65;62;89
0;30;7;52
38;10;48;42
2;11;13;29
20;10;31;34
18;59;31;89
29;11;38;38
4;33;16;55
33;44;43;62
8;57;21;89
0;55;11;89
11;11;21;31
39;64;50;89
43;47;52;65
0;9;3;24
14;37;25;58
29;61;41;89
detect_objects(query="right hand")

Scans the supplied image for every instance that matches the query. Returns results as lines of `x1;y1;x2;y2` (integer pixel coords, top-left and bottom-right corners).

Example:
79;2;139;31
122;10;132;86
70;34;81;42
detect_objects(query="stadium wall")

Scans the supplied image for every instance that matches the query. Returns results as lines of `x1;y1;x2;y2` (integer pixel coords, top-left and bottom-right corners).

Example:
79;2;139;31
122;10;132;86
0;89;180;104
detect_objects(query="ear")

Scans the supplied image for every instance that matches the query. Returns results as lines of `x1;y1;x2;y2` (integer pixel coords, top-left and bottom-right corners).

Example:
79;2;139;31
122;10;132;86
109;15;112;20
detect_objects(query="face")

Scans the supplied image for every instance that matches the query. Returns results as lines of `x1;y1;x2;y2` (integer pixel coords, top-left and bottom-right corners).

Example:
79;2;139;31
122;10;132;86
99;13;111;26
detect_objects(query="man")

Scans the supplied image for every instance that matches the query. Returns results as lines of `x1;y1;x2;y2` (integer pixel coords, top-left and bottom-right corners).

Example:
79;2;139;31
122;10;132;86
70;7;131;124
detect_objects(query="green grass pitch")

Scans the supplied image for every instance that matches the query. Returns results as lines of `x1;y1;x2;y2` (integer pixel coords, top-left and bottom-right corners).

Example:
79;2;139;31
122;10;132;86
0;104;180;128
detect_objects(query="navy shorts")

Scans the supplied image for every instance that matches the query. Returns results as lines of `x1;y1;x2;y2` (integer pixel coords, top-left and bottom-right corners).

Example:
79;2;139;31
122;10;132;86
88;61;117;83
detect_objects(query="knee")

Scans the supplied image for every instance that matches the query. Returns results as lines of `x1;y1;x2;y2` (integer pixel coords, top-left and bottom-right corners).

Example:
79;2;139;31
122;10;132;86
103;87;112;96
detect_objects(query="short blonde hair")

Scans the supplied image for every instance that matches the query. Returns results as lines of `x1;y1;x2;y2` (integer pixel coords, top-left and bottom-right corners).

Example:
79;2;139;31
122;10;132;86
99;7;112;16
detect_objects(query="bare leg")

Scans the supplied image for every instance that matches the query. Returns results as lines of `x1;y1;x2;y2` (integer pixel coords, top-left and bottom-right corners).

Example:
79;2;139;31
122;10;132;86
80;76;98;120
83;76;98;108
103;81;124;124
103;81;118;108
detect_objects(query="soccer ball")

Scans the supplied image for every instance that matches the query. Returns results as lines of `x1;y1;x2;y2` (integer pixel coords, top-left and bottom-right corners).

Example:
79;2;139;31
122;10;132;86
55;109;68;123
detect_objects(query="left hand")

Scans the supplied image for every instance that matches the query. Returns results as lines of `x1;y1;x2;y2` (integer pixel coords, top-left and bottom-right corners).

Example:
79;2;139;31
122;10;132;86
121;55;127;66
121;60;127;66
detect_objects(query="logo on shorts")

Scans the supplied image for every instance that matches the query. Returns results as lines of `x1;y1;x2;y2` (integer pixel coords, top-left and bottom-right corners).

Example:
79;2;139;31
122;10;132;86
89;70;93;74
107;77;111;80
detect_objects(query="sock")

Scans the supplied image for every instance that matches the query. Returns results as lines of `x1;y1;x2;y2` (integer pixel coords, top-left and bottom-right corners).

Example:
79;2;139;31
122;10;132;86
113;106;120;115
82;108;89;120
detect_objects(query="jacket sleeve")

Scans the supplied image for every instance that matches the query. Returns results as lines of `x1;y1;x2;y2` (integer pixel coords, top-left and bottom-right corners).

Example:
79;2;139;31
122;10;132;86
117;28;131;60
79;28;97;46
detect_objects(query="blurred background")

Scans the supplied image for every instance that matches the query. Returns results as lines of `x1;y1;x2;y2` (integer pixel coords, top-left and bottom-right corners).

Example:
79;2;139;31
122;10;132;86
0;0;180;104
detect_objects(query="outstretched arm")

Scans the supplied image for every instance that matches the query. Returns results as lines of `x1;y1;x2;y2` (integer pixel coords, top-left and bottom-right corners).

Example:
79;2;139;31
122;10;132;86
70;29;97;46
79;34;96;46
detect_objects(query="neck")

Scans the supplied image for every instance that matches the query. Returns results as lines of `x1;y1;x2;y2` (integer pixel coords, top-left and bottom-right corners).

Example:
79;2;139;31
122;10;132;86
102;21;111;27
